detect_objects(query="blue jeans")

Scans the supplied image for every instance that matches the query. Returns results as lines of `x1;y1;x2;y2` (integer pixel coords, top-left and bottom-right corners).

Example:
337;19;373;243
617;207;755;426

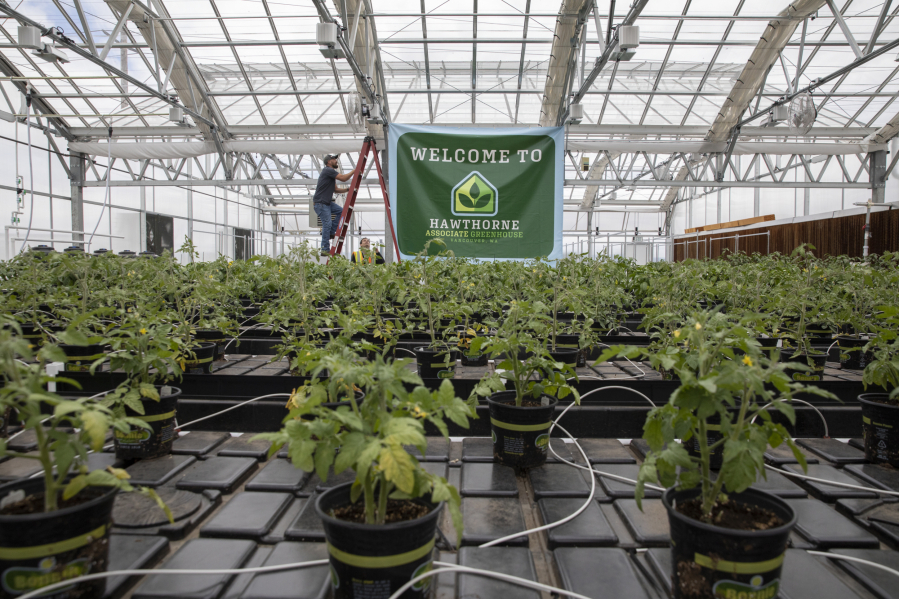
314;202;343;252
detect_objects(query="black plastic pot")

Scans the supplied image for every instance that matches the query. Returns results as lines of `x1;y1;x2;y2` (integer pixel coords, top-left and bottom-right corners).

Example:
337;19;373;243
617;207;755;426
413;347;458;380
552;334;586;367
316;482;442;599
838;336;872;370
547;345;581;372
0;477;116;599
487;391;557;470
181;343;217;374
193;329;228;360
859;393;899;467
16;323;44;347
58;343;106;372
684;422;724;469
805;322;834;339
456;328;490;367
113;386;181;461
663;486;796;599
783;353;827;382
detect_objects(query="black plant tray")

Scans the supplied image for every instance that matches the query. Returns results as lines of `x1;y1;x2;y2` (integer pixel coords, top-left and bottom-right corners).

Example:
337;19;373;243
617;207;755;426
59;361;866;437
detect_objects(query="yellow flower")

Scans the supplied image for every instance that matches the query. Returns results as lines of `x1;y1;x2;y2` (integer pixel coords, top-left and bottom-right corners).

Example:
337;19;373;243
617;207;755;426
673;330;681;338
742;356;753;367
694;322;702;330
139;328;147;335
228;261;233;267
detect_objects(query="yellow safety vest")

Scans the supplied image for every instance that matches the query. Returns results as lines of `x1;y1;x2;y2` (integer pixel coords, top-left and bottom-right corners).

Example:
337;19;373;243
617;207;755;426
353;250;373;264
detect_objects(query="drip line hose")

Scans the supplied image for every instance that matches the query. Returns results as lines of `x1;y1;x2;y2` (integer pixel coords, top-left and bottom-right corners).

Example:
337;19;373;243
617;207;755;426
19;96;35;254
808;551;899;580
87;127;113;251
174;393;292;432
11;384;899;599
477;401;596;548
751;398;830;438
592;342;646;379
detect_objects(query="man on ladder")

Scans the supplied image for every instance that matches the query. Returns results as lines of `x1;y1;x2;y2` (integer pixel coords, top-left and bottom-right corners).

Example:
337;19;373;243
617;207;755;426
351;237;384;264
313;154;354;256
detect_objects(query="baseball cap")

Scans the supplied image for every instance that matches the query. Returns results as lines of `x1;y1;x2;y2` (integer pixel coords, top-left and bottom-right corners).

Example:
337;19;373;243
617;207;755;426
323;154;339;162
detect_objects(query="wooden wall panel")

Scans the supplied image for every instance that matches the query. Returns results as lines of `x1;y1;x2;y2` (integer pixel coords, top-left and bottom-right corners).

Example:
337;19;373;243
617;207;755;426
673;207;898;261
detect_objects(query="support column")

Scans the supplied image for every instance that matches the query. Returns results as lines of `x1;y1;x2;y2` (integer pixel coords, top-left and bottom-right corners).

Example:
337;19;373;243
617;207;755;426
69;152;85;248
871;149;886;203
754;159;760;217
803;158;810;216
381;148;393;263
586;210;593;258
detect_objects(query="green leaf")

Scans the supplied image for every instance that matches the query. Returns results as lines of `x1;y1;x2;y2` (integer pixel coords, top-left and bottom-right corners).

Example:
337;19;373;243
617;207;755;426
379;441;415;494
54;401;84;418
139;383;160;401
382;417;426;448
314;445;335;482
63;475;88;501
57;329;90;346
335;432;366;473
80;410;109;452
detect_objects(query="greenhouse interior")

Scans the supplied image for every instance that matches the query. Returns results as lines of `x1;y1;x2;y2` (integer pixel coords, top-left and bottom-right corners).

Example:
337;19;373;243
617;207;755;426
2;0;899;598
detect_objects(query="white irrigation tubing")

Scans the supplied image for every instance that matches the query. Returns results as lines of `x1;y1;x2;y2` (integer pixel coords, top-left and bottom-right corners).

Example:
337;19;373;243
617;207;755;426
751;398;830;438
13;561;330;599
394;347;416;357
221;315;268;354
175;393;292;431
577;385;657;408
766;464;899;497
552;420;666;493
388;563;594;599
477;401;596;548
809;551;899;580
86;131;113;250
595;343;646;378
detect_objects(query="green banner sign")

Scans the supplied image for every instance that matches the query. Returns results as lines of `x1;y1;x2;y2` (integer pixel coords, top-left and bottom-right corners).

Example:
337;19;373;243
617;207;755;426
388;124;564;260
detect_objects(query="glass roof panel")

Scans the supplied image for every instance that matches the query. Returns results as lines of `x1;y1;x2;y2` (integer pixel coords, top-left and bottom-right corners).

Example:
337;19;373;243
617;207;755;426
1;0;894;137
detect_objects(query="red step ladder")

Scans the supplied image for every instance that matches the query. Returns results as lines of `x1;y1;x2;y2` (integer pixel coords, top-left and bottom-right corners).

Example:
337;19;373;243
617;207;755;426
328;137;400;263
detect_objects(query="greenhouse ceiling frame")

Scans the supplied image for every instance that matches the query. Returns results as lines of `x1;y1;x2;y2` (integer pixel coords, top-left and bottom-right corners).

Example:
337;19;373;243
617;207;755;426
0;0;897;235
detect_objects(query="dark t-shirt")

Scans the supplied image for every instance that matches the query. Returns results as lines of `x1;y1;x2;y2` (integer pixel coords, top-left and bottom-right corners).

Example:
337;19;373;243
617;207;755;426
313;166;338;205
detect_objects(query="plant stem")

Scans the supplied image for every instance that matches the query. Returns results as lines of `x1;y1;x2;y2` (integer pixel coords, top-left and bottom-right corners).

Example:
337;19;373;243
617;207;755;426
377;473;388;525
33;423;57;512
363;469;375;525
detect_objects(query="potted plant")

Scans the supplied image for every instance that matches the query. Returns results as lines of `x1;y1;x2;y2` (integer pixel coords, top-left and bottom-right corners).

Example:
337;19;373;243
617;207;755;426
832;256;889;370
254;354;474;599
859;305;899;466
766;245;833;381
600;313;836;599
99;317;185;460
0;322;170;599
470;299;580;470
408;241;459;379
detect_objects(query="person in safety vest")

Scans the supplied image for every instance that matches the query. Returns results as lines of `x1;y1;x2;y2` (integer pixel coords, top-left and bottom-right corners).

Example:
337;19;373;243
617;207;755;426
351;238;384;264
